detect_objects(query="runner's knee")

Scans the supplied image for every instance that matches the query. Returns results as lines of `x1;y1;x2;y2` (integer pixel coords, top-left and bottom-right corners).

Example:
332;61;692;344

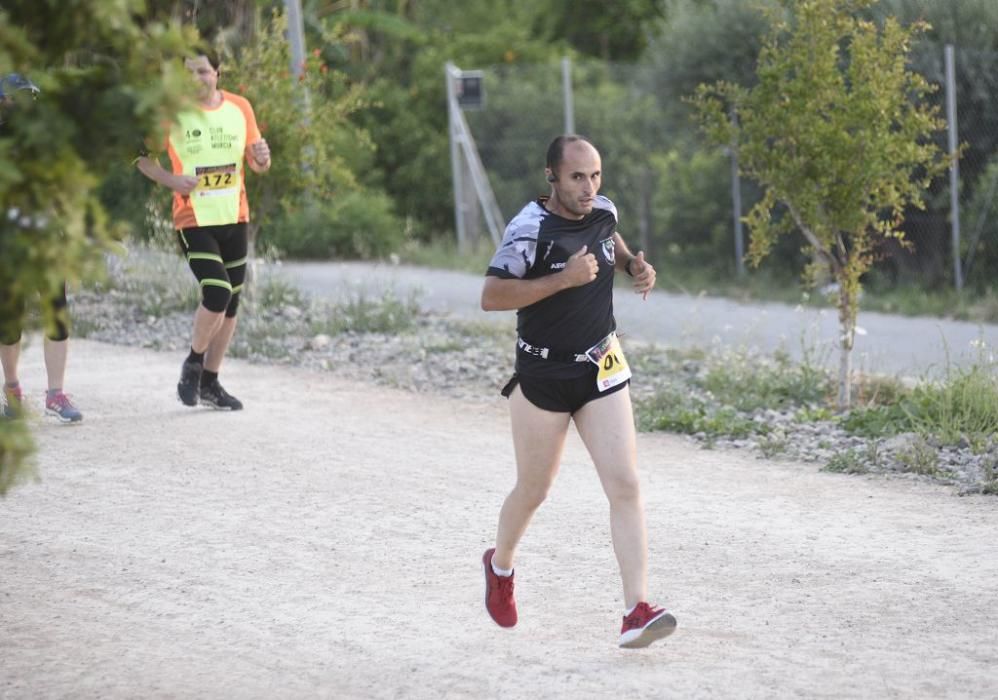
225;291;240;318
601;470;641;505
0;328;21;345
201;283;232;313
223;262;245;318
513;477;555;509
45;319;69;342
45;284;69;341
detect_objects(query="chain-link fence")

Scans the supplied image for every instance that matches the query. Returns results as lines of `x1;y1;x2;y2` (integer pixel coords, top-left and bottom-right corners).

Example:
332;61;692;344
452;44;998;296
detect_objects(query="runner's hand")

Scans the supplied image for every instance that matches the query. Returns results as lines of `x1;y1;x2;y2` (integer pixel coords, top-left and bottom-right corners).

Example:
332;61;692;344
251;139;271;167
629;251;656;300
563;245;599;288
172;175;199;195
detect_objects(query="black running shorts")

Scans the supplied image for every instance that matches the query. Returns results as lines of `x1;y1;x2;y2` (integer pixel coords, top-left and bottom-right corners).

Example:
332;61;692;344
500;368;629;414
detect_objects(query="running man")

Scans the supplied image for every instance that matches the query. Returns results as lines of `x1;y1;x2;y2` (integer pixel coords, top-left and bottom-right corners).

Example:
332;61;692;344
480;135;675;648
0;73;83;423
136;51;270;410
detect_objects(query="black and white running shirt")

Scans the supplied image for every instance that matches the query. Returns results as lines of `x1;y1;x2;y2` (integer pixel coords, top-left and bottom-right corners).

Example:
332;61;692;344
486;195;619;379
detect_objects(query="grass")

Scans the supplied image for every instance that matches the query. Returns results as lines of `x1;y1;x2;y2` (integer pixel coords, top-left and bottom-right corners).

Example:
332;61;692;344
97;243;199;317
859;283;998;324
895;437;945;477
310;289;421;336
822;447;872;475
982;458;998;496
657;258;998;323
636;387;768;445
841;359;998;450
396;238;494;275
699;347;832;413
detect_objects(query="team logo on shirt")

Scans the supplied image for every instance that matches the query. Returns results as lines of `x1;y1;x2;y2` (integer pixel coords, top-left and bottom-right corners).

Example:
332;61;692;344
601;237;615;265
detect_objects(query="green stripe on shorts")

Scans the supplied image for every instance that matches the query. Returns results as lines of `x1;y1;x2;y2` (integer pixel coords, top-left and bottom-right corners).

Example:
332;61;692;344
224;257;247;269
188;252;224;264
200;278;233;291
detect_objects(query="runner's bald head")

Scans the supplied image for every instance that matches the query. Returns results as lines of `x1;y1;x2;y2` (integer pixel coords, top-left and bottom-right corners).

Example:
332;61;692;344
546;135;597;174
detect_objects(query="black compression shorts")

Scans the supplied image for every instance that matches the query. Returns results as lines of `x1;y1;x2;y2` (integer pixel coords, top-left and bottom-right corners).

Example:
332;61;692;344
176;222;248;317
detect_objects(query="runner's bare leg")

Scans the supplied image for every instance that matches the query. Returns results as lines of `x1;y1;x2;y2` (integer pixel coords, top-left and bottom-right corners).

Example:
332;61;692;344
204;315;237;373
493;385;571;571
190;304;224;355
573;386;647;609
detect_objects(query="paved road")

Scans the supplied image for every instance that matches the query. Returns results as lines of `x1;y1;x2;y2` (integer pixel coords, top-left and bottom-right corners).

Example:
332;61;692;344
275;260;998;378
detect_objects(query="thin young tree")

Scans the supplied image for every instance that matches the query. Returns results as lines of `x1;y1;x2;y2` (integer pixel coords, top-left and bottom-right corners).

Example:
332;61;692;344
692;0;949;408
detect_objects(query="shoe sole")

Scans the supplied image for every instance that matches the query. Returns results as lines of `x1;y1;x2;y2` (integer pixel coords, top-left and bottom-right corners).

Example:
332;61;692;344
200;400;241;411
45;408;82;423
619;612;678;649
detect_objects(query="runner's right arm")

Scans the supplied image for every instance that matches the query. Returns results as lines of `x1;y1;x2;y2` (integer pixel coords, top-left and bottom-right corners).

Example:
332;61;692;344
481;245;597;311
136;156;198;195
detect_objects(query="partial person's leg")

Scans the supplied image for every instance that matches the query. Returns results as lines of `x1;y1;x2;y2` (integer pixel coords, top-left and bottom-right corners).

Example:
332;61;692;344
41;284;82;423
0;341;20;387
204;315;237;373
43;338;67;390
42;283;70;391
1;291;25;417
573;386;646;608
1;288;25;385
191;304;226;355
493;385;572;570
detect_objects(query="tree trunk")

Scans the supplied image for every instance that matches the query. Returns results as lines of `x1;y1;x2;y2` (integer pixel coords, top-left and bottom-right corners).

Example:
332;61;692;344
837;282;855;410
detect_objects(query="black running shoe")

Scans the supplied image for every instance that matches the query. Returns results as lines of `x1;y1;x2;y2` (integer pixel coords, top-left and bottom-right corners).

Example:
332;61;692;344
199;379;243;410
177;360;203;406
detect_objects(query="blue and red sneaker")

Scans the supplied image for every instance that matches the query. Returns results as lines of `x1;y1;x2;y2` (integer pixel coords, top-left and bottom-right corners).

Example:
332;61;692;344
45;390;83;423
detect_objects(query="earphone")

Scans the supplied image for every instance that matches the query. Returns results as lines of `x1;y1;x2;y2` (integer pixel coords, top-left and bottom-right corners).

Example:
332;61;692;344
546;173;557;183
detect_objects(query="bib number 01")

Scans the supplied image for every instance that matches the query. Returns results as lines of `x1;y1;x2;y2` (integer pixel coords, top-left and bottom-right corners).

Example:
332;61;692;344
585;333;632;392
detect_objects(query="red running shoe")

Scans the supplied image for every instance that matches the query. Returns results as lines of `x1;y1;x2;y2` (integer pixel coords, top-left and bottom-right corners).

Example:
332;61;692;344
482;548;517;628
619;601;677;648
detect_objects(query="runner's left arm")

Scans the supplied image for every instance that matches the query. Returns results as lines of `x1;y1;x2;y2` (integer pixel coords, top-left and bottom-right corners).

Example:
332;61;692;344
612;232;655;299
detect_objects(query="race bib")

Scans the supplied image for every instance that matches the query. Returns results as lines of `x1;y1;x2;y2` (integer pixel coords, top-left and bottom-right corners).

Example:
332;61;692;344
195;163;238;197
585;333;632;392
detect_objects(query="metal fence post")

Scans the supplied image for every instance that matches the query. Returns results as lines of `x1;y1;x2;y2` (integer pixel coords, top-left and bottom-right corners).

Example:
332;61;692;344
945;44;963;292
445;62;468;252
562;57;575;135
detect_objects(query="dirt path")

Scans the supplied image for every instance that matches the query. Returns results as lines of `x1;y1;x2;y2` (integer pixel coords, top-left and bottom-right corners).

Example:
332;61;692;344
3;339;997;699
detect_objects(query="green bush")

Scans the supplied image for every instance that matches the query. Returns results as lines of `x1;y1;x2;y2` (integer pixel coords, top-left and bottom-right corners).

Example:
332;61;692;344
264;190;406;259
